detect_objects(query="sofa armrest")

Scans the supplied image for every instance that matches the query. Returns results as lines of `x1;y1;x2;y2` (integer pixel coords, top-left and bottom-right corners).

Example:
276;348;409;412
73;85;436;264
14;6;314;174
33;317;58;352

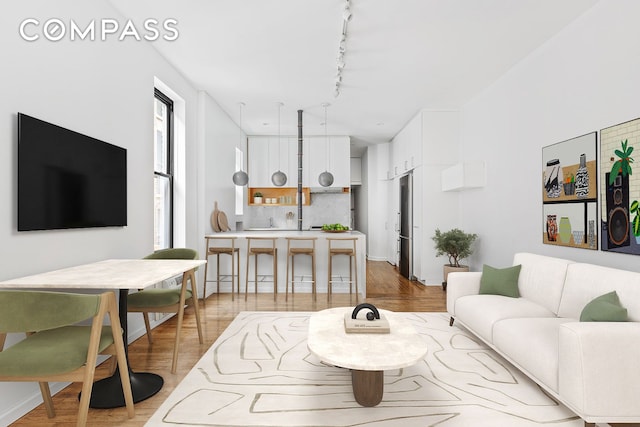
559;322;640;420
446;272;482;317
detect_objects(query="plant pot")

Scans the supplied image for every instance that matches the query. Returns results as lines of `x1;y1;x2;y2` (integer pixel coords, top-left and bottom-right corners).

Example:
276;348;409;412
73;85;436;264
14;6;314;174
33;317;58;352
443;264;469;291
254;197;263;204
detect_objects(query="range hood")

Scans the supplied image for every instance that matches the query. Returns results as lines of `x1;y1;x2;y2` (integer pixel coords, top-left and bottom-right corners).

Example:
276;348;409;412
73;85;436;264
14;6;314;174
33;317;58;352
309;187;344;193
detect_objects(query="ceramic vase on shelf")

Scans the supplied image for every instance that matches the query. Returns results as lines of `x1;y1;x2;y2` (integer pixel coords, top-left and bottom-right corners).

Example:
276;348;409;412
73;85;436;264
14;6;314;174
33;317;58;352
559;217;572;244
588;220;596;249
546;215;558;242
544;159;563;198
575;153;590;198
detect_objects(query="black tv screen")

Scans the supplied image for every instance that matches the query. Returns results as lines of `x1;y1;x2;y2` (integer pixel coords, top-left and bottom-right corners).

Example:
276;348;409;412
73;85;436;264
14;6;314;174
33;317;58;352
18;113;127;231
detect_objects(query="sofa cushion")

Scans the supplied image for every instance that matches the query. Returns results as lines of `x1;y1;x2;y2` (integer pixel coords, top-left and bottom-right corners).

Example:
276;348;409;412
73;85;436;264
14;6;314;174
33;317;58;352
479;264;521;297
455;294;556;343
558;263;640;321
580;291;628;322
513;253;573;316
493;317;574;393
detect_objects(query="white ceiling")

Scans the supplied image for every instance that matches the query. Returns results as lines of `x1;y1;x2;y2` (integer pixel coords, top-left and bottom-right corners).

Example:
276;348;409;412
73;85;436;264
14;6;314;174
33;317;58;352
109;0;598;155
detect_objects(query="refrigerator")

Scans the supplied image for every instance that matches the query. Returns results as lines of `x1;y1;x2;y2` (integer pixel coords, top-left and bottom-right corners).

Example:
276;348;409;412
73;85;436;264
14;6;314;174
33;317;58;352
398;173;412;279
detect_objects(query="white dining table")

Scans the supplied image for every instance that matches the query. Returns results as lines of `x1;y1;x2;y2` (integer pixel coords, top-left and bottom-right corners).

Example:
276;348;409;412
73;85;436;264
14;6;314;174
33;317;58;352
0;258;206;408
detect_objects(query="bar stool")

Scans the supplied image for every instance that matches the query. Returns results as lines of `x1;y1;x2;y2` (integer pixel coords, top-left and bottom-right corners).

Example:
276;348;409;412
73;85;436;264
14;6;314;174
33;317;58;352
245;237;278;301
327;237;359;301
285;237;317;301
203;236;240;300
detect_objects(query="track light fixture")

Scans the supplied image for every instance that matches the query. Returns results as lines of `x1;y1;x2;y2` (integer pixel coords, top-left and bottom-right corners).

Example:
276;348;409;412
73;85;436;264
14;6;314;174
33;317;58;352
333;0;352;98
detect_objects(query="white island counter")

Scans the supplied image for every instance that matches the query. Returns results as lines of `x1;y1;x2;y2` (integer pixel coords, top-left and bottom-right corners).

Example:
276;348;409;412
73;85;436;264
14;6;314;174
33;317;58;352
203;230;366;299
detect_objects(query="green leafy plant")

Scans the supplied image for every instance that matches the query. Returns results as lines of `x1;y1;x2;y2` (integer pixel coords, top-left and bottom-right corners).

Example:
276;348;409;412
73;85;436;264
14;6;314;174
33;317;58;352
609;139;634;185
631;200;640;237
432;228;477;267
253;191;263;198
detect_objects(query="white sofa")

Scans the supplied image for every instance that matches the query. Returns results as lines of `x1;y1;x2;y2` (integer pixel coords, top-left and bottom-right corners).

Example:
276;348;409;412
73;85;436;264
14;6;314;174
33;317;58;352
447;252;640;426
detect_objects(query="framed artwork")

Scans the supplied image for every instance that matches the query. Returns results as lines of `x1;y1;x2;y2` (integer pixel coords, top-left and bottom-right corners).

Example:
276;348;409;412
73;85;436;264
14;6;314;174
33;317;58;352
542;132;598;249
600;117;640;255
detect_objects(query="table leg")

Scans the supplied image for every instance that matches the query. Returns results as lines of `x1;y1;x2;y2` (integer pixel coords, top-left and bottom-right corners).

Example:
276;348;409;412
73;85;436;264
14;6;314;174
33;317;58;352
351;370;383;407
87;289;164;408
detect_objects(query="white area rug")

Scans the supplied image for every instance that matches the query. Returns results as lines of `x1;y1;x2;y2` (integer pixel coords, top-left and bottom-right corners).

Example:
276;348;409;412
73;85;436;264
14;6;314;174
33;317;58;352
146;311;581;426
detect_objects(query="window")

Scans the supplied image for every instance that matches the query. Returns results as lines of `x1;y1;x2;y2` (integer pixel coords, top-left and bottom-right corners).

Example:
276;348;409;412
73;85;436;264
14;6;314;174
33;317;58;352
154;89;173;250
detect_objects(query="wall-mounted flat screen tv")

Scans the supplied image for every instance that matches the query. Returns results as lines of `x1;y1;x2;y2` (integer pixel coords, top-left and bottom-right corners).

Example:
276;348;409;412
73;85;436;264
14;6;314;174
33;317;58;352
18;113;127;231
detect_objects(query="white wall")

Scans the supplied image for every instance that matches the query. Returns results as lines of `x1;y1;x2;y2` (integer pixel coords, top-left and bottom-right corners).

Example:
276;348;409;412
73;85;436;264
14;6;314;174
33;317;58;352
0;1;205;423
459;0;640;271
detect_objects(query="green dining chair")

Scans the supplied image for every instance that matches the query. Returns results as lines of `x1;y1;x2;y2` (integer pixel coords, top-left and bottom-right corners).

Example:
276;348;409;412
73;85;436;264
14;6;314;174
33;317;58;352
0;290;134;427
127;248;204;373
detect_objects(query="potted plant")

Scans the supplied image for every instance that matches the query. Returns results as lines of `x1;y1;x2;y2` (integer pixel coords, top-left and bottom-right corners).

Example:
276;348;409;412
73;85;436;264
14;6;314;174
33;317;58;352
253;191;263;204
432;228;478;290
631;200;640;244
608;139;634;185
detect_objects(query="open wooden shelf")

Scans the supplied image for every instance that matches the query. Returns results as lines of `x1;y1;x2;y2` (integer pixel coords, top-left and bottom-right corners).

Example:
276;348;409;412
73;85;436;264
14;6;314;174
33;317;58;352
249;187;310;206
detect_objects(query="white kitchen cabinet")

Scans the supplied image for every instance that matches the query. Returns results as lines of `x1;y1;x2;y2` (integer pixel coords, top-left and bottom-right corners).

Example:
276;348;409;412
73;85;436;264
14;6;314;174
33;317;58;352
380;110;461;284
248;136;271;187
307;136;350;188
330;137;350;187
249;136;306;188
270;136;289;183
391;111;422;177
286;137;310;186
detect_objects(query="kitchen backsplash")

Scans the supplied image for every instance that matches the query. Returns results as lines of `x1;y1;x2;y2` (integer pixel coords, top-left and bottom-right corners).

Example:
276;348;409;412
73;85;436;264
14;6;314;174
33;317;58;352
244;193;350;229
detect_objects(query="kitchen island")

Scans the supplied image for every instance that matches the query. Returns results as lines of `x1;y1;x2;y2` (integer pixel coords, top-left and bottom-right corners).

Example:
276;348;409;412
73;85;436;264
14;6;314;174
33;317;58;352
203;230;366;299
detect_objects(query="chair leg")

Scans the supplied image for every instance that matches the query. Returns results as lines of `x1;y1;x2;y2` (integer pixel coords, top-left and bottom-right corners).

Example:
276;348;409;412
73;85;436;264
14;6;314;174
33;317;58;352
285;252;290;301
353;252;358;302
187;270;204;344
312;252;317;302
273;250;278;301
245;248;251;301
77;376;94;427
349;256;353;295
115;348;135;419
203;252;209;300
231;252;235;301
38;382;55;418
142;313;153;344
172;292;187;374
291;254;295;296
254;253;259;296
327;252;332;302
216;254;221;296
235;250;240;298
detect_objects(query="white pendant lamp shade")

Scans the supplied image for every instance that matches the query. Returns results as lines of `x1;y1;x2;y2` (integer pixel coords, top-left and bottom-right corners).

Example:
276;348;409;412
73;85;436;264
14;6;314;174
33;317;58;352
318;171;334;187
271;102;287;186
232;170;249;186
319;103;334;187
271;170;287;186
232;102;249;186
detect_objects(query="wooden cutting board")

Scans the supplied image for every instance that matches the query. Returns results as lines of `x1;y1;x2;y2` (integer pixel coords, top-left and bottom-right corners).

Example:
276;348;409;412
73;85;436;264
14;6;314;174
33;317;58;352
218;210;230;231
211;201;221;232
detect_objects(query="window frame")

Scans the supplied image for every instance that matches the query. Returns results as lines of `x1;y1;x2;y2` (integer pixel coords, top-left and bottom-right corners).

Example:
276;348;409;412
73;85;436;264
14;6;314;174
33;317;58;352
154;88;174;249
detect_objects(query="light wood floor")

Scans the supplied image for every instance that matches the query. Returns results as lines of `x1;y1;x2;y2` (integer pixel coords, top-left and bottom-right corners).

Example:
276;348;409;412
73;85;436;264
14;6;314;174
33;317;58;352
11;260;446;426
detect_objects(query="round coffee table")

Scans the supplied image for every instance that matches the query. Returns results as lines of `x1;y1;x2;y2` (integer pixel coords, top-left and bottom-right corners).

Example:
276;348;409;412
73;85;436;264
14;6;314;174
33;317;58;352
307;307;427;406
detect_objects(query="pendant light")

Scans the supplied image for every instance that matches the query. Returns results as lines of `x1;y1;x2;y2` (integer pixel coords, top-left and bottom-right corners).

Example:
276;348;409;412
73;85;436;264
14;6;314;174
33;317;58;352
271;102;287;186
232;102;249;186
318;103;334;187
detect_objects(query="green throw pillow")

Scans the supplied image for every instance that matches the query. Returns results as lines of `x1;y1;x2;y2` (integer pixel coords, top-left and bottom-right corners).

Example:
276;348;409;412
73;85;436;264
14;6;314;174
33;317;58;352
580;291;628;322
479;264;521;298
